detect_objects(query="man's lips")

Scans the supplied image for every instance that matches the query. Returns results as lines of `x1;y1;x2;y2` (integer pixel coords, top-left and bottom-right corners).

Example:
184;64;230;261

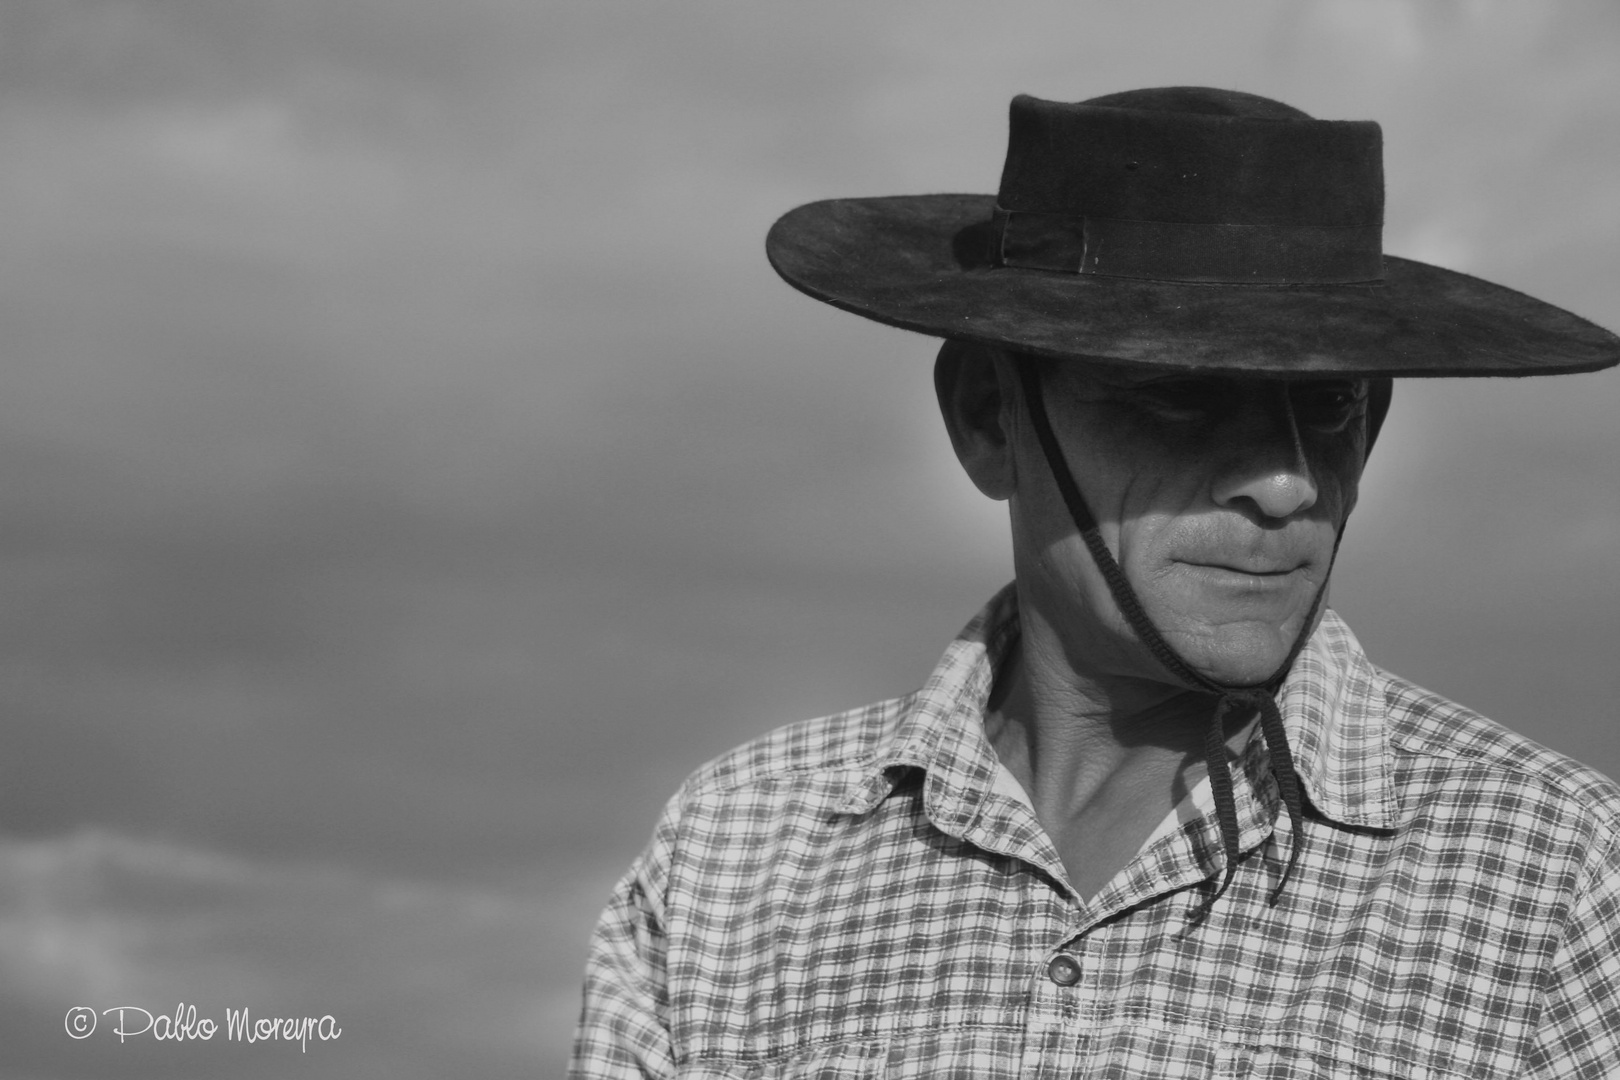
1193;562;1300;575
1173;560;1311;588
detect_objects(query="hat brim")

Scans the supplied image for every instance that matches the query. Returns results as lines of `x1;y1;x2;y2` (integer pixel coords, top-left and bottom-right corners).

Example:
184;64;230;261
766;194;1620;378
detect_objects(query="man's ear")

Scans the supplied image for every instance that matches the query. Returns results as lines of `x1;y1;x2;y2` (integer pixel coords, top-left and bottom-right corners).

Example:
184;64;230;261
934;340;1017;500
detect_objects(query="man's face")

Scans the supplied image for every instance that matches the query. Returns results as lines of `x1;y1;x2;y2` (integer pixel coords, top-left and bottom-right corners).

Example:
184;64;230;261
1011;359;1370;687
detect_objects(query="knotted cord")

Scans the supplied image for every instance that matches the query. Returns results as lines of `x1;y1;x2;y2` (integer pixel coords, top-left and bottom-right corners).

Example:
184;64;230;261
1014;356;1335;905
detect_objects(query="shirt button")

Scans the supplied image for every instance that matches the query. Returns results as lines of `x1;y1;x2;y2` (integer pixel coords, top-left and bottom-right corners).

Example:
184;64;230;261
1046;954;1081;986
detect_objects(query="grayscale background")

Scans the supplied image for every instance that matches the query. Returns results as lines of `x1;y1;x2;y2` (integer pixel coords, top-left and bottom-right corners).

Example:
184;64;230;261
3;2;1616;1076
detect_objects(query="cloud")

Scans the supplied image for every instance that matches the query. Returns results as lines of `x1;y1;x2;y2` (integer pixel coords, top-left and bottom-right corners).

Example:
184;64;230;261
0;829;587;1076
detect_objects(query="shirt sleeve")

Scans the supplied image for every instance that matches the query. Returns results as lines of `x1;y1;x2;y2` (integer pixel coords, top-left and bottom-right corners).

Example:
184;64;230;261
569;794;683;1080
1526;827;1620;1078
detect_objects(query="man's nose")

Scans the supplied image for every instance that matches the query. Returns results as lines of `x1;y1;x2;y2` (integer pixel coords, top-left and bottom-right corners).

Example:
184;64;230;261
1211;388;1319;520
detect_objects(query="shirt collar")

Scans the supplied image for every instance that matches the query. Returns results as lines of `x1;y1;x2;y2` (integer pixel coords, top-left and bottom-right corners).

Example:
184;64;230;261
835;584;1398;835
1275;608;1399;831
833;582;1018;828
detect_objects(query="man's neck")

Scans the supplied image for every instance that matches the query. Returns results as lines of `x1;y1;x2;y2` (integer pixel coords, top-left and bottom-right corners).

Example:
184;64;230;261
983;611;1256;900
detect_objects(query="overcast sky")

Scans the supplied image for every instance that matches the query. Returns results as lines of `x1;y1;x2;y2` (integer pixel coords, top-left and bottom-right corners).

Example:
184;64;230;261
2;2;1617;1076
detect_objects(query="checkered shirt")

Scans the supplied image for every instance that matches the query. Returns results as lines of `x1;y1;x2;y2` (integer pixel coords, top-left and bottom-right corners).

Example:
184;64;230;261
571;584;1620;1078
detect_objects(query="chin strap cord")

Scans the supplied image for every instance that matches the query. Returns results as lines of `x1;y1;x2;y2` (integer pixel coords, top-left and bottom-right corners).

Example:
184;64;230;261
1016;356;1324;906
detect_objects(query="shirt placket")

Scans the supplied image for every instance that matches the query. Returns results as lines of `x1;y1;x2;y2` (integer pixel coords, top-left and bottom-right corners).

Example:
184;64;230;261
1019;928;1093;1078
957;787;1110;1079
984;780;1282;1079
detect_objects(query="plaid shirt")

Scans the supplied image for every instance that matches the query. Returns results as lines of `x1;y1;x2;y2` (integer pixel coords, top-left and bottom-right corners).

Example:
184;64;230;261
572;585;1620;1078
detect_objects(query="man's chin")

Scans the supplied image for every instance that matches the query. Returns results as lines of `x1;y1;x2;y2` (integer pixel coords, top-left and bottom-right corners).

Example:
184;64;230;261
1162;622;1301;688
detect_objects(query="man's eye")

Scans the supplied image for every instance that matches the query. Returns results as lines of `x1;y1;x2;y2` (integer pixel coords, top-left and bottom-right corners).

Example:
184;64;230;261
1290;382;1366;429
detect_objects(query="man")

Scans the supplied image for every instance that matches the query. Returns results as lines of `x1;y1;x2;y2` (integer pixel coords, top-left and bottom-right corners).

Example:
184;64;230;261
572;88;1620;1078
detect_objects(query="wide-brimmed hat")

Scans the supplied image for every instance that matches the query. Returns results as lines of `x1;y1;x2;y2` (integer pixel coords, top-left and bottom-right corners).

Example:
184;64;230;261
766;87;1620;378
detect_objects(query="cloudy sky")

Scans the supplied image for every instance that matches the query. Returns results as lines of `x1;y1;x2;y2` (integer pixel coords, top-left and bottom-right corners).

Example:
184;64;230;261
1;2;1616;1076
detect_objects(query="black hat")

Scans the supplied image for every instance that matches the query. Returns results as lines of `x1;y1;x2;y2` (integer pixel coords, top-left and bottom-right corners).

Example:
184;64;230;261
766;87;1620;377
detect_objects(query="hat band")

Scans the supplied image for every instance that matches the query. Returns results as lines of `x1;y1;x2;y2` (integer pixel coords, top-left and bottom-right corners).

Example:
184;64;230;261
990;206;1384;284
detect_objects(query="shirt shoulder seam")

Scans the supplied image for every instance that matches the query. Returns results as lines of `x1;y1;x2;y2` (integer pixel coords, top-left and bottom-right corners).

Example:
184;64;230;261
1378;668;1620;832
674;693;920;802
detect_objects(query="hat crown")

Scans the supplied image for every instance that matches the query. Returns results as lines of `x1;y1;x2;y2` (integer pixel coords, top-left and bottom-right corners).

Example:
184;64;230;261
996;89;1383;228
1080;86;1313;120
